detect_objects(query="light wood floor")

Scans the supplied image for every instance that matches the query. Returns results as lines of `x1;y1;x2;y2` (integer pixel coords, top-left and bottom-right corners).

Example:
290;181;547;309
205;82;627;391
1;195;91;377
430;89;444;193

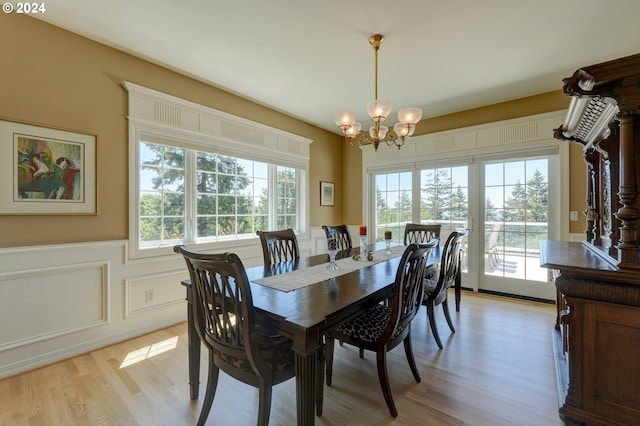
0;291;564;426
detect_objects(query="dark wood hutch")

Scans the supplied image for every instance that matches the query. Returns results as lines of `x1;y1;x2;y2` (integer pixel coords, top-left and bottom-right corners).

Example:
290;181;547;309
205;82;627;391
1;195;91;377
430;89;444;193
541;53;640;425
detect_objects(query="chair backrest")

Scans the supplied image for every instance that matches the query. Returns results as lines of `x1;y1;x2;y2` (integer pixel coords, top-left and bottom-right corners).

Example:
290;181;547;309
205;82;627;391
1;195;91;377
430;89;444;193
173;245;264;376
426;229;469;303
404;223;442;245
257;228;300;266
384;240;437;341
322;224;353;251
485;223;501;251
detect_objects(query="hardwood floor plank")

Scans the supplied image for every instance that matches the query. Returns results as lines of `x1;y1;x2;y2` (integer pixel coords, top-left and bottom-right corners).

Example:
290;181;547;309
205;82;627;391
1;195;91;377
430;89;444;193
0;291;564;425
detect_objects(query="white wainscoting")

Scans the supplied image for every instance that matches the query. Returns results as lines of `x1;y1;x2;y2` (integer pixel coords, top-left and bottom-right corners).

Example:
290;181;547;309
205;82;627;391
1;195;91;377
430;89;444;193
0;228;333;379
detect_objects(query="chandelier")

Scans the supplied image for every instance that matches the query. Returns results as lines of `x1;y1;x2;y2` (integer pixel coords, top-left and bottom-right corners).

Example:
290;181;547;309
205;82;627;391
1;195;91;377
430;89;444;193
334;34;422;151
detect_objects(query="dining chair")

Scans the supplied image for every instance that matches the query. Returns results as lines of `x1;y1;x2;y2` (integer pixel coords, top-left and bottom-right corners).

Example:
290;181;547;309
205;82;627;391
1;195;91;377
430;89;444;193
485;223;502;271
404;223;442;282
174;245;297;426
403;223;442;245
321;224;353;252
422;229;469;349
257;228;300;266
324;241;436;418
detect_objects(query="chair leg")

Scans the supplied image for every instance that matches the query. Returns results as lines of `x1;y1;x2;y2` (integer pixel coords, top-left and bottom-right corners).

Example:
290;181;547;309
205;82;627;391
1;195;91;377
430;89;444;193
197;352;219;426
325;337;334;386
359;347;365;359
427;303;443;349
376;349;398;418
403;332;421;383
442;297;456;334
256;378;273;426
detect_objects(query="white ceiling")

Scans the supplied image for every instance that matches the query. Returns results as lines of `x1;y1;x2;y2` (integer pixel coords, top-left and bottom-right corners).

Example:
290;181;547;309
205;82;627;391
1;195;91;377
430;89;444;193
34;0;640;133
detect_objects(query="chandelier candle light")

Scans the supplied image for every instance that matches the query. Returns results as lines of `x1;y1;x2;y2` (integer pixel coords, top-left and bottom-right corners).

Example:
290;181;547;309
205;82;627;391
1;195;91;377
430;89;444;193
334;34;423;151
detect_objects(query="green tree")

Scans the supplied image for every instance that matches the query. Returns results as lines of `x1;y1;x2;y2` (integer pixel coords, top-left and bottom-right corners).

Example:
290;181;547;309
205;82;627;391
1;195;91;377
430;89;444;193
421;168;452;220
504;180;526;222
140;143;252;241
450;185;468;221
526;169;548;222
485;197;500;221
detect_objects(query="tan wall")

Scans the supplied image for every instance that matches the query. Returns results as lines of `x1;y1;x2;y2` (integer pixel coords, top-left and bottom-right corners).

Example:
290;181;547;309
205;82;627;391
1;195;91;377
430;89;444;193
0;15;343;248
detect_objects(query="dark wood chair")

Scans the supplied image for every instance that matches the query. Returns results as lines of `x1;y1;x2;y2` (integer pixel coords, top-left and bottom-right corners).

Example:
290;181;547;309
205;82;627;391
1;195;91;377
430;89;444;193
404;223;443;284
256;228;300;266
325;241;436;418
321;224;353;252
422;229;469;349
403;223;442;245
174;245;296;426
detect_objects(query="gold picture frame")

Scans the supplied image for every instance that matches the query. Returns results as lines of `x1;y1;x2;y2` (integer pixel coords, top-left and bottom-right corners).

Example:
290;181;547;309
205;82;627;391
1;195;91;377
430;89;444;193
0;119;97;215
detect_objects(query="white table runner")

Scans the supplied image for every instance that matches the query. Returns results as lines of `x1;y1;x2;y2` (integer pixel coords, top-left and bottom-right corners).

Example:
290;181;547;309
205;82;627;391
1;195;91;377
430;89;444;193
252;245;407;292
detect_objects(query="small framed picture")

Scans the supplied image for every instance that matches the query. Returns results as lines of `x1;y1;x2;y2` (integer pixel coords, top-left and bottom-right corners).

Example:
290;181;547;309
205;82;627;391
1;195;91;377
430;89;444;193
320;181;334;206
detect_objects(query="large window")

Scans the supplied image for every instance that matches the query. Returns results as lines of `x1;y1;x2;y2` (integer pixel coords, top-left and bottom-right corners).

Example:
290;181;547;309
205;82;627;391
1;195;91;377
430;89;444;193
138;139;301;249
125;82;311;259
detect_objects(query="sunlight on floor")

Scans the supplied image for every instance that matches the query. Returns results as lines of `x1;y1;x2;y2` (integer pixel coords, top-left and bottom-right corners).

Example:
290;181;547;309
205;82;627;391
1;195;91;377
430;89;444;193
120;336;179;368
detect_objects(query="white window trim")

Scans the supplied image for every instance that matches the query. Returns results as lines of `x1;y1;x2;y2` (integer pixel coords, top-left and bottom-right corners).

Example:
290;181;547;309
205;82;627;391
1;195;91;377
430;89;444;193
123;82;312;260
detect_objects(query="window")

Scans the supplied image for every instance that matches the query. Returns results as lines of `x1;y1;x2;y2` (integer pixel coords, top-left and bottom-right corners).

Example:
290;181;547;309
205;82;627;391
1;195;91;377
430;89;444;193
483;158;549;282
138;139;301;249
420;166;469;230
373;166;469;241
124;82;311;259
374;171;412;241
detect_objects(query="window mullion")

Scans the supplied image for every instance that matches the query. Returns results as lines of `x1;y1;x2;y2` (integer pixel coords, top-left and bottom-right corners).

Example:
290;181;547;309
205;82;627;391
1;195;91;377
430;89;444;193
268;164;277;230
185;150;197;243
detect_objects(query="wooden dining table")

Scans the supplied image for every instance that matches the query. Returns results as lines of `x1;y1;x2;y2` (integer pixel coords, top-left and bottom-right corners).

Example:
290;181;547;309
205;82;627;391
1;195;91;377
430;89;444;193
181;242;444;426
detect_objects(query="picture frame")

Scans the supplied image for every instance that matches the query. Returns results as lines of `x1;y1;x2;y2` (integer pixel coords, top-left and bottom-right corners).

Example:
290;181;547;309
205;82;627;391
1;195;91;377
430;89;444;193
0;119;97;215
320;181;335;206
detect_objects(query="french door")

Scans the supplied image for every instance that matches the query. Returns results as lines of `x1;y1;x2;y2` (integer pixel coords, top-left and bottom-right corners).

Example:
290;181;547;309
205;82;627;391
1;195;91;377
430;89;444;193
372;152;559;301
475;156;558;300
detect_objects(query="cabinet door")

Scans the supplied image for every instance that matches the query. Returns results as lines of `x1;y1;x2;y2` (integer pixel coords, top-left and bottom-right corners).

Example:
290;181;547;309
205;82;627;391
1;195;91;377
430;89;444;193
583;300;640;424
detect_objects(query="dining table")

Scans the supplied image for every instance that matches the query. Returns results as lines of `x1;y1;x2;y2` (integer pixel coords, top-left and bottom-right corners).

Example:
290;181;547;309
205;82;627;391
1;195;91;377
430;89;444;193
180;242;444;426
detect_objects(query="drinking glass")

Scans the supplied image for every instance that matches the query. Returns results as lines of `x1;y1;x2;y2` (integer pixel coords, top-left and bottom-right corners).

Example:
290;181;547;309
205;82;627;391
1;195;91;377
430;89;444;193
326;236;339;270
385;238;393;254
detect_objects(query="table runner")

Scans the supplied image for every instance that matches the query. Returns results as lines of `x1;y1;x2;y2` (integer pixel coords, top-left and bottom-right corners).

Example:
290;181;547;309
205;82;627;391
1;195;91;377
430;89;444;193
252;245;407;292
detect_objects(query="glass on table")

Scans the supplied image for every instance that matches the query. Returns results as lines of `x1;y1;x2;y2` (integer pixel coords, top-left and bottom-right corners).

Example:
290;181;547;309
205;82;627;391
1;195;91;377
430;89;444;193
384;230;393;254
326;236;339;270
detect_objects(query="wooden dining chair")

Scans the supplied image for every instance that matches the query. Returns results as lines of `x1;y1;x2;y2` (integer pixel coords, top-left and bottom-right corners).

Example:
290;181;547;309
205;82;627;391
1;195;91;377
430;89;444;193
403;223;442;245
404;223;442;282
324;241;436;418
422;229;469;349
174;245;296;426
321;224;353;252
256;228;300;266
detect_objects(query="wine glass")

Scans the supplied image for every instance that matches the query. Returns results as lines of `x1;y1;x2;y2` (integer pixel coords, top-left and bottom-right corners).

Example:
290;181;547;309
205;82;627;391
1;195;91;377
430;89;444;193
385;238;393;254
326;236;339;270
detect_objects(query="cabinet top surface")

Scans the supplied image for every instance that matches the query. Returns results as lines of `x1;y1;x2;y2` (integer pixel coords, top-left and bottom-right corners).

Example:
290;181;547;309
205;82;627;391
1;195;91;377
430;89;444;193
540;240;639;284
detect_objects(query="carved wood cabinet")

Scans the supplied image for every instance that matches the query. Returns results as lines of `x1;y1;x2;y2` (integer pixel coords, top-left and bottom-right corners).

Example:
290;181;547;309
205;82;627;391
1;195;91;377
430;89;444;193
541;53;640;425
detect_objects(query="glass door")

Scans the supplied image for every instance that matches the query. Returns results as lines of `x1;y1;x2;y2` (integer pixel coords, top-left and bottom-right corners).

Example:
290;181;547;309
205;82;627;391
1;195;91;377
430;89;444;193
479;157;557;300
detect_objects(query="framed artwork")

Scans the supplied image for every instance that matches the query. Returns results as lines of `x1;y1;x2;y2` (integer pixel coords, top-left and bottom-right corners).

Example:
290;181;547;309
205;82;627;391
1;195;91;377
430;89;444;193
320;181;334;206
0;119;97;215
